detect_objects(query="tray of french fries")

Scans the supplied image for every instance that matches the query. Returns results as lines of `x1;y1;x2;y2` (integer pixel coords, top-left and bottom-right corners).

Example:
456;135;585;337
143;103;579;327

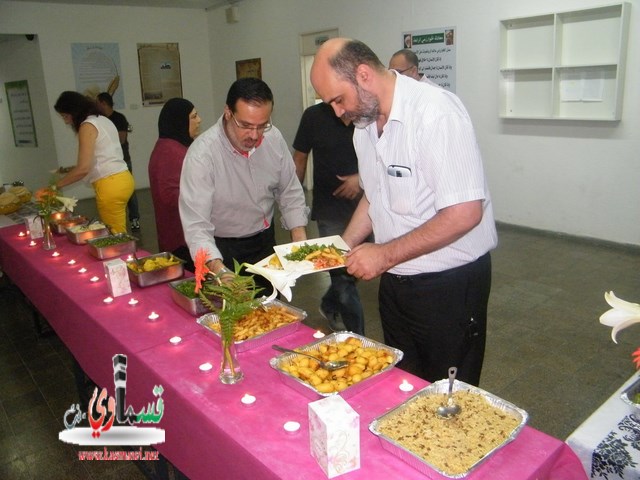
196;298;306;352
272;235;349;274
270;332;403;399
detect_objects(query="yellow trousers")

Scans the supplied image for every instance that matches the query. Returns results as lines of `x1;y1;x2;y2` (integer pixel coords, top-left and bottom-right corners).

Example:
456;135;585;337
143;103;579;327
93;170;135;234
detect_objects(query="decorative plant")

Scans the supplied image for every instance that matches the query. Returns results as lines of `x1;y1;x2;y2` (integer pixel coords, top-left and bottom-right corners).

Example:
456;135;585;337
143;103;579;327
599;291;640;368
193;249;263;383
34;178;77;220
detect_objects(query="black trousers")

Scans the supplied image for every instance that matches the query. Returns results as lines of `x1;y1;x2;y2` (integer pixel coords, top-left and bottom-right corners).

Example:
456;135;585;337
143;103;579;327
214;223;276;296
379;252;491;385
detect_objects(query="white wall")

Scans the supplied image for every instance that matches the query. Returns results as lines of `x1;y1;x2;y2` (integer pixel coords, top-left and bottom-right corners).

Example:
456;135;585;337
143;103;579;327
206;0;640;246
0;35;56;188
0;0;216;200
1;0;638;246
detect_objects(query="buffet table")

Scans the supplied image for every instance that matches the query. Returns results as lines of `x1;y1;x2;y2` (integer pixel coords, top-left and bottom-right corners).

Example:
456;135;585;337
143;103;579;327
566;374;640;479
0;224;587;480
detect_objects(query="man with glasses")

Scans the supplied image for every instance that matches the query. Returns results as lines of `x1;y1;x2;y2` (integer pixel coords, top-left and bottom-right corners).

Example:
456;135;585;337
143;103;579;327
388;49;438;86
179;78;308;292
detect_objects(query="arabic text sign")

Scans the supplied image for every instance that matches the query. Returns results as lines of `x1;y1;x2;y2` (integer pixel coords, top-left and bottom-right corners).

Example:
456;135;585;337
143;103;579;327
403;26;456;93
5;80;37;147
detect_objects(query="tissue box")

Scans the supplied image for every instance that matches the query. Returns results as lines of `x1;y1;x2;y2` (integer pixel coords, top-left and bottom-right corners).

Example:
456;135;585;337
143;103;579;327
103;259;132;297
309;395;360;478
25;215;43;239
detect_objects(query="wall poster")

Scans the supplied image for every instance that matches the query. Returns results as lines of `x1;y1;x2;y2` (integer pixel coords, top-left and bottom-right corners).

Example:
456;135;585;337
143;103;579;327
235;58;262;80
137;43;183;106
5;80;37;148
71;43;124;108
402;27;456;92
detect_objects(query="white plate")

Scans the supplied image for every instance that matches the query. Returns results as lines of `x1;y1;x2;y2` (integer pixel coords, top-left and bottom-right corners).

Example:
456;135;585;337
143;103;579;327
273;235;349;274
254;253;284;270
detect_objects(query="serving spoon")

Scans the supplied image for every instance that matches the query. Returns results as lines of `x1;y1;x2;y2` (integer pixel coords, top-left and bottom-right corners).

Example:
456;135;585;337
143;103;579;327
272;345;348;371
436;366;462;419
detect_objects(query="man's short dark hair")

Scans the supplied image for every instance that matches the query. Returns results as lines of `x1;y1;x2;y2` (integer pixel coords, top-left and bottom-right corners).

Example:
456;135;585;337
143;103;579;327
97;92;114;107
392;49;419;68
329;39;385;85
225;78;273;111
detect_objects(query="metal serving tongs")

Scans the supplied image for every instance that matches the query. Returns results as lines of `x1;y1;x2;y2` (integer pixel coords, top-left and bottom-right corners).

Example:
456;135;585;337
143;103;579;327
272;345;348;371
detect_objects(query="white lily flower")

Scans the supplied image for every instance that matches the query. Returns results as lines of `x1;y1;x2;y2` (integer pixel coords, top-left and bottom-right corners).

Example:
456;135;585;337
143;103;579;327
599;291;640;343
56;195;78;213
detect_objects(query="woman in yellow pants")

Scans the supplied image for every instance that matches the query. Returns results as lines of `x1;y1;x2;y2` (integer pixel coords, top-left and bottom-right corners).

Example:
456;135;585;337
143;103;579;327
42;91;134;233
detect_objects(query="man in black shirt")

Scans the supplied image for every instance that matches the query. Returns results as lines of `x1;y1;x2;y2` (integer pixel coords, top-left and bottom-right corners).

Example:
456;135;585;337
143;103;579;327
292;102;365;334
96;92;140;230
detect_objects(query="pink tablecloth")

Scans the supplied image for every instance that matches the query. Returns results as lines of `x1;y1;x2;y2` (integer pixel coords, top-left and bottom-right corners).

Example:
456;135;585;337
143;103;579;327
0;225;587;480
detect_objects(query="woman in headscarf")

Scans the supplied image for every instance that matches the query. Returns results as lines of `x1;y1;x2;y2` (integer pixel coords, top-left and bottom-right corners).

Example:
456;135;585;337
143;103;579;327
42;91;134;233
148;98;201;271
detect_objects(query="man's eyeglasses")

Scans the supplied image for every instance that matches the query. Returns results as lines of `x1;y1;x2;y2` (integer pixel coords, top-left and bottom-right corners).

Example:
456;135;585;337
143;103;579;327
230;111;272;133
395;66;414;74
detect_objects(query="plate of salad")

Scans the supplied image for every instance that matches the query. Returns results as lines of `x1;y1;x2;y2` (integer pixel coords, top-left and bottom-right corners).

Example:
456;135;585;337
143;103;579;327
273;235;349;273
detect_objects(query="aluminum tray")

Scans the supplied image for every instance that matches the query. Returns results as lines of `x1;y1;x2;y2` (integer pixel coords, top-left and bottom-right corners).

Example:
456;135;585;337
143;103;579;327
127;252;185;287
620;375;640;410
369;379;528;478
197;299;306;352
270;332;403;400
65;223;109;244
52;215;87;235
169;279;211;316
87;234;137;260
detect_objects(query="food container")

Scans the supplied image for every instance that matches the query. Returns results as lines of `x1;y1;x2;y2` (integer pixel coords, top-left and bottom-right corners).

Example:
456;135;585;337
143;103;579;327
126;252;185;287
52;215;85;235
270;332;403;400
87;234;137;260
620;375;640;410
65;222;109;243
169;278;211;316
197;299;306;352
369;380;528;478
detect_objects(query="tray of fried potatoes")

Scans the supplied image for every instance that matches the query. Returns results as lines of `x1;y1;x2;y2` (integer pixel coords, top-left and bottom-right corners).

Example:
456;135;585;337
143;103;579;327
197;298;306;352
270;332;403;399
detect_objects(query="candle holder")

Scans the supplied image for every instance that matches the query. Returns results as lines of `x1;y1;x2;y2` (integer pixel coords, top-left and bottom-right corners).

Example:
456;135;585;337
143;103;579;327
399;380;414;393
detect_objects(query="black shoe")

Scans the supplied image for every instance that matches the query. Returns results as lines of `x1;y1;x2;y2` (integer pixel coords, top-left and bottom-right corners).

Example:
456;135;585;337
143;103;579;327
130;218;140;230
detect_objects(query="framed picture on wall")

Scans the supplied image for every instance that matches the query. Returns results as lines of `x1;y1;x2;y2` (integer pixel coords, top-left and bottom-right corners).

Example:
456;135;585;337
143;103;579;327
137;43;183;106
235;58;262;80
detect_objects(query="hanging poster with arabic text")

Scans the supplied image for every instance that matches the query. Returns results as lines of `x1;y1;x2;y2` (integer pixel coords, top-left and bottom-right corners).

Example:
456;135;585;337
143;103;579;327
5;80;37;147
137;43;183;106
71;43;124;108
402;27;456;92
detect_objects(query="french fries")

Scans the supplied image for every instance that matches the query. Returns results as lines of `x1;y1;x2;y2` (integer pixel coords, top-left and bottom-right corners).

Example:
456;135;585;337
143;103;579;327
279;337;394;393
206;306;299;341
286;244;346;269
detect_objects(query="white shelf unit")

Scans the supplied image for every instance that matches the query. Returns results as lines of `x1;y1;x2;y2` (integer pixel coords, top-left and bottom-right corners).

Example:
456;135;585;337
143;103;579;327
499;3;630;121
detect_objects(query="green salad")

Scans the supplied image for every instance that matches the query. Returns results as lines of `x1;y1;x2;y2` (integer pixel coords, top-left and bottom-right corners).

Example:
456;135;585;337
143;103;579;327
90;235;134;248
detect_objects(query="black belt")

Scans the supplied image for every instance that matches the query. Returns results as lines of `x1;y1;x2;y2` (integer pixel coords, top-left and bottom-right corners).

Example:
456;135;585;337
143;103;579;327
385;252;491;282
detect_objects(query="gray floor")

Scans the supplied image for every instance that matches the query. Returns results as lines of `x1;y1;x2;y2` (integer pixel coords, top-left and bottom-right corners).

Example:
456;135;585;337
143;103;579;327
1;188;639;478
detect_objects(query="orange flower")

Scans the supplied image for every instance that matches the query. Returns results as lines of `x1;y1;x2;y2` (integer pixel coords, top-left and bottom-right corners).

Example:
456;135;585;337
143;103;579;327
194;248;211;293
632;348;640;370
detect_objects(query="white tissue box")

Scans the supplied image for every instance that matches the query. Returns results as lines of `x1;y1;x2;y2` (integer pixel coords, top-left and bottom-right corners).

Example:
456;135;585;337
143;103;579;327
103;259;132;297
309;395;360;478
25;215;43;239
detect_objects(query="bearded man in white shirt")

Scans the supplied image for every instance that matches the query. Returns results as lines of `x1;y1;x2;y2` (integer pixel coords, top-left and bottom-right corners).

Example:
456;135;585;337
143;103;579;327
311;38;497;385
